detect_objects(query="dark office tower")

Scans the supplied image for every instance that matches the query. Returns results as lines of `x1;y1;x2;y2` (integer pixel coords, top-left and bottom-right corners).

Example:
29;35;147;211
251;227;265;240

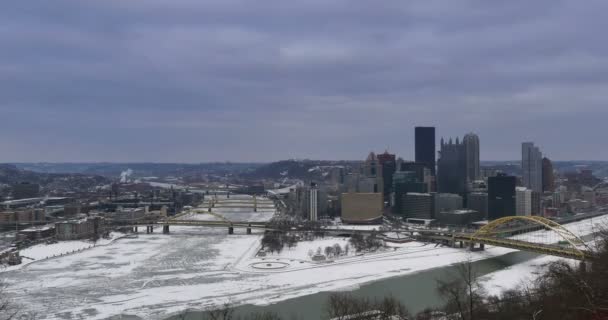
392;171;426;214
542;157;555;192
463;133;480;182
377;151;396;199
488;173;516;220
415;126;436;176
437;137;467;195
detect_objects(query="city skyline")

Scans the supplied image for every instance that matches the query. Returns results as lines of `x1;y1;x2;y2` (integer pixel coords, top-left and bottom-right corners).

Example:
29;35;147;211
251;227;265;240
2;1;608;162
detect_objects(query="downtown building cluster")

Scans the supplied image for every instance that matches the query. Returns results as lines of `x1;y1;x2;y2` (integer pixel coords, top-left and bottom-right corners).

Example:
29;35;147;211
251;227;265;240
288;127;607;227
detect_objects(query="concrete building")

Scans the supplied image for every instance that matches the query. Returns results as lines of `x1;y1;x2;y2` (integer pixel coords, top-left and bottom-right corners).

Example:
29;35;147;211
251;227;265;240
432;193;463;218
522;142;543;193
488;173;516;220
0;208;45;229
516;187;532;216
18;225;55;241
467;192;488;219
403;193;433;219
463;133;480;182
415;127;436;176
55;217;102;240
437;137;467;195
542;157;555;192
341;193;383;224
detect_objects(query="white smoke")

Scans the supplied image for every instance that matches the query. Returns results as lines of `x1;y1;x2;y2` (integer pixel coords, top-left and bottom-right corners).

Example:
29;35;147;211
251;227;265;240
120;169;133;183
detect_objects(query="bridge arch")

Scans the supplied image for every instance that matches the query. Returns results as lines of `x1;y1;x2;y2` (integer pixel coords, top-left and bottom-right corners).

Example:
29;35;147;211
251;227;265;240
471;216;589;258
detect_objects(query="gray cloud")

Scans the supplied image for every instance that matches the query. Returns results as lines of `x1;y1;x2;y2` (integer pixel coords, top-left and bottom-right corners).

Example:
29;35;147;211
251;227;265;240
1;0;608;162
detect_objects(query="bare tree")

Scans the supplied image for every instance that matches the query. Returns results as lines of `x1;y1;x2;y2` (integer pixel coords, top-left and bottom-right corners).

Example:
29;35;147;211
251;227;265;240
436;256;485;320
324;246;334;258
204;302;235;320
333;244;342;257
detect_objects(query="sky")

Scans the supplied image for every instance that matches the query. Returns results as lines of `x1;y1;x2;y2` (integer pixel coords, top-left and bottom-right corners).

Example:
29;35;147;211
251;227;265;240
1;0;608;162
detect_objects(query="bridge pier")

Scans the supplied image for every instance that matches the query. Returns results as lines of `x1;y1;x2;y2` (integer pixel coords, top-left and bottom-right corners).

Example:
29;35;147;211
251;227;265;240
228;226;234;235
246;224;252;235
163;225;170;234
146;226;154;234
133;226;138;233
459;241;464;248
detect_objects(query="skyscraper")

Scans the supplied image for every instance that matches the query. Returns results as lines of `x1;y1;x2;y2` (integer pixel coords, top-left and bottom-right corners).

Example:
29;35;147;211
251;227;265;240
309;183;318;221
488;173;516;220
463;133;480;183
377;151;396;199
437;137;467;195
522;142;543;193
542;157;555;192
362;152;383;194
415;127;436;176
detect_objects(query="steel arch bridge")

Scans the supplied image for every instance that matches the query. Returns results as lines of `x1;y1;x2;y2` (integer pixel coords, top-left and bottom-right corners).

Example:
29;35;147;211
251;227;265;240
462;216;594;260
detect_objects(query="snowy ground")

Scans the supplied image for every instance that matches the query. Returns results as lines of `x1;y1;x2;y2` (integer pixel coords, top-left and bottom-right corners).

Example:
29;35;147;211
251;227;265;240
4;207;607;320
5;232;126;272
480;255;562;295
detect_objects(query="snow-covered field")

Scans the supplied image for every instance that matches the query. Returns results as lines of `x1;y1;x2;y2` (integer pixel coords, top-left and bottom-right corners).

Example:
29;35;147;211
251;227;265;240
4;205;607;320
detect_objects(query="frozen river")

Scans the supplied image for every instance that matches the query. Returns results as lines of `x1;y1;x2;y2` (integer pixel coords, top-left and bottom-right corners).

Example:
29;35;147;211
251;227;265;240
4;197;607;320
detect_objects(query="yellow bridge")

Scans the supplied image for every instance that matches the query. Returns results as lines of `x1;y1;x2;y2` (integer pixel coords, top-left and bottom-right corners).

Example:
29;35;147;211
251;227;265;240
452;216;595;261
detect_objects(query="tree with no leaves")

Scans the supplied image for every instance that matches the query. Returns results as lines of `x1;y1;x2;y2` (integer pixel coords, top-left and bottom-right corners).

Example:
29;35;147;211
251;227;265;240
435;255;486;320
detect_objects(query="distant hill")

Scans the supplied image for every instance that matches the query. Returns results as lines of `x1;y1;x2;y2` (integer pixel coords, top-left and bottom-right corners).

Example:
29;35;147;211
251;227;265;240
0;164;109;190
10;162;265;178
245;159;359;180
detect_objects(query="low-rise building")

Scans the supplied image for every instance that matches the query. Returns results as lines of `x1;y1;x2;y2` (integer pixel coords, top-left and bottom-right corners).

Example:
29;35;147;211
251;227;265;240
341;193;383;224
18;224;55;241
55;217;103;240
436;209;482;226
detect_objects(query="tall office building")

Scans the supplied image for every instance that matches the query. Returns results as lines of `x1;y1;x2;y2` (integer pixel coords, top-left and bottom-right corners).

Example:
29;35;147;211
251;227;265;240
415;127;436;176
515;187;532;216
463;133;480;182
377;151;396;199
437;137;467;195
542;157;555;192
522;142;543;193
362;152;383;194
309;183;318;221
488;173;516;220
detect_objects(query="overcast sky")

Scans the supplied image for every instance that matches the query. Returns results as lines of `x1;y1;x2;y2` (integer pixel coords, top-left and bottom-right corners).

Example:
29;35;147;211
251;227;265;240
1;0;607;162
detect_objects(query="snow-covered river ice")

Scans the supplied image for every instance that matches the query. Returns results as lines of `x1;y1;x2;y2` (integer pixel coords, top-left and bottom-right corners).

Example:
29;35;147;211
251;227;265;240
4;195;607;320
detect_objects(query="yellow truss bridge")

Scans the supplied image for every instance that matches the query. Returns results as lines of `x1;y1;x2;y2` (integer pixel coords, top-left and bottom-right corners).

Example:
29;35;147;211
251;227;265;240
455;216;595;261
